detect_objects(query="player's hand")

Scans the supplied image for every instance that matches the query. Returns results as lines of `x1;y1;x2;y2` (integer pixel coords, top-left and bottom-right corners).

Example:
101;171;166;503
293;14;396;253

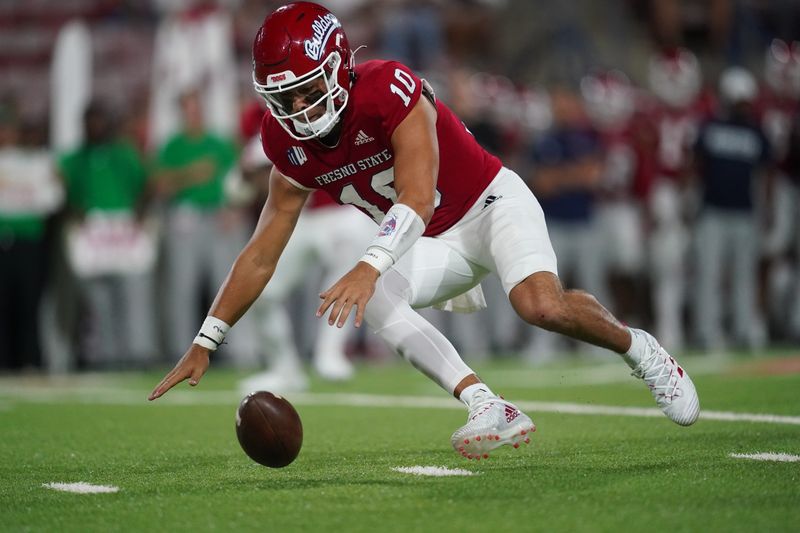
317;261;379;328
148;345;211;401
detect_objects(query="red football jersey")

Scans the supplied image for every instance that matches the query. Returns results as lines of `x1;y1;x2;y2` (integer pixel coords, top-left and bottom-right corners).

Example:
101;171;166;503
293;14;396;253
644;91;715;180
261;60;502;236
756;86;798;166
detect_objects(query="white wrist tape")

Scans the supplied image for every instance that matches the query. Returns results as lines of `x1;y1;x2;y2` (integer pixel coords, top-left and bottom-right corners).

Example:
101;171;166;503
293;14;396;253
359;203;425;275
193;316;231;351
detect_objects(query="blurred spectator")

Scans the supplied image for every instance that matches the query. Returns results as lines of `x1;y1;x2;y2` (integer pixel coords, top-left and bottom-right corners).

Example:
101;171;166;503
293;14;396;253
523;86;605;361
59;100;157;367
645;46;713;351
581;69;653;325
153;89;250;361
645;0;733;52
379;0;446;72
691;66;772;351
0;105;63;370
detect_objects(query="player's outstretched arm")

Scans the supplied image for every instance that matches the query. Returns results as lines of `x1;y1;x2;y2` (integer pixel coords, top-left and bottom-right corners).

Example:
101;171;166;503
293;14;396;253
317;96;439;329
149;167;309;400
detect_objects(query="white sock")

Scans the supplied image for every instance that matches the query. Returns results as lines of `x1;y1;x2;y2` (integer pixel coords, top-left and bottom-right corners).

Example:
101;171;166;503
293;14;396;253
459;383;495;408
622;327;646;369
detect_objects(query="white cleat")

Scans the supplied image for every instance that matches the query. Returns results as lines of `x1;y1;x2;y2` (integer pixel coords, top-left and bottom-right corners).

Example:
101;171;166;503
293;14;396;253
237;370;309;396
630;329;700;426
450;393;536;460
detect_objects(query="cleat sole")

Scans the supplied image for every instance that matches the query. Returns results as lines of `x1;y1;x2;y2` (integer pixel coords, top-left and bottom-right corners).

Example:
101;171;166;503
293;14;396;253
453;418;536;458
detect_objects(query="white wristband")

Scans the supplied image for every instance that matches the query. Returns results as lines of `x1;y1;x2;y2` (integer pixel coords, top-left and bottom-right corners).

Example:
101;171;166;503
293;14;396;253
359;203;425;275
193;316;231;351
360;247;394;274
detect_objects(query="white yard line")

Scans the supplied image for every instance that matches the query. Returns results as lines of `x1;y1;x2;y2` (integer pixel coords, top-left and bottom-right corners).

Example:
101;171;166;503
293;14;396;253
391;466;476;476
729;452;800;462
42;482;119;494
2;386;800;426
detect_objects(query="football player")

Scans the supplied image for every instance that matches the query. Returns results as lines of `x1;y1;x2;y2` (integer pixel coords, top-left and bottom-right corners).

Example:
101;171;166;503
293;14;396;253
150;2;700;458
580;69;653;326
644;47;714;350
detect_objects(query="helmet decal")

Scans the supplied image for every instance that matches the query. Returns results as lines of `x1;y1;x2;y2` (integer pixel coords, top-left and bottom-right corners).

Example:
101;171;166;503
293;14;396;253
304;13;339;61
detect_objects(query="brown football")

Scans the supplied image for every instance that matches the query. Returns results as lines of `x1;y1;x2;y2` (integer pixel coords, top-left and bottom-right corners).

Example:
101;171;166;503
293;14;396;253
235;391;303;468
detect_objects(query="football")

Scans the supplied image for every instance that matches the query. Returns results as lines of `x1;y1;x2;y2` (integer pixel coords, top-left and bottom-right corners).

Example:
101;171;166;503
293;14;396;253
235;391;303;468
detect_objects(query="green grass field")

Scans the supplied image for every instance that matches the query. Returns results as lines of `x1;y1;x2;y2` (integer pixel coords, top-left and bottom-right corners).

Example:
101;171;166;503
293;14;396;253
1;351;799;532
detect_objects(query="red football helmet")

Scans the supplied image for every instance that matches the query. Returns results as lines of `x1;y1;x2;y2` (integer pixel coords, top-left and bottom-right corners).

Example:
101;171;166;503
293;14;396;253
765;38;800;99
580;69;635;129
647;47;701;109
252;2;353;140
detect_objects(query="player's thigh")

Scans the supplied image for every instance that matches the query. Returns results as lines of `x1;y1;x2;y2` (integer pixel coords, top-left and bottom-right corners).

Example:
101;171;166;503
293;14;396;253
391;237;488;309
474;168;558;295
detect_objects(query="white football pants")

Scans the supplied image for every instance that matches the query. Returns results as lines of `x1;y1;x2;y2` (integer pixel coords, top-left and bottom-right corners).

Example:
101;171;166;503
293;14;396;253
364;168;558;394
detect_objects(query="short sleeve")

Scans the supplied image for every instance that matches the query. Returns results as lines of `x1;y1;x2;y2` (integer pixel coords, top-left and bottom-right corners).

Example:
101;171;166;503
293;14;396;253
157;137;179;167
215;136;237;175
363;61;423;139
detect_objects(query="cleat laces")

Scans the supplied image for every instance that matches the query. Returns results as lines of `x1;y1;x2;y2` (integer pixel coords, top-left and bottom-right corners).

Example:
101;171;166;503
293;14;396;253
631;345;682;405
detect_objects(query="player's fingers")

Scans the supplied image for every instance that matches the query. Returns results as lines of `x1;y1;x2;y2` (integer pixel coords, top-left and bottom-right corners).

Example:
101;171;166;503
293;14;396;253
189;366;205;386
337;300;355;328
148;370;176;400
354;300;366;328
148;369;188;400
327;296;347;326
316;290;337;318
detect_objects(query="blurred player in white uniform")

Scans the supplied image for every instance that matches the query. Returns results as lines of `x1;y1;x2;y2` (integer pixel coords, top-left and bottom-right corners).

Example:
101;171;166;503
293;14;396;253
237;107;376;393
757;39;800;337
645;47;714;350
580;70;652;325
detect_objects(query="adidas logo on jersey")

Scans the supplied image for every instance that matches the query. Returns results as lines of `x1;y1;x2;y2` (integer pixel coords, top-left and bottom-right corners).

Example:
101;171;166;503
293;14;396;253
354;130;375;146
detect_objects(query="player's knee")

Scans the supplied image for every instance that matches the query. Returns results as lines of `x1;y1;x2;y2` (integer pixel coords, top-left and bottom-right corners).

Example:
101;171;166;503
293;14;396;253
364;269;411;329
515;295;567;330
511;273;570;330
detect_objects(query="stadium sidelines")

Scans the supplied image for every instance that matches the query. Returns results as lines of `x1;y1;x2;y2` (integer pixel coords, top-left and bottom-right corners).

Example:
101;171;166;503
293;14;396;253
2;386;799;426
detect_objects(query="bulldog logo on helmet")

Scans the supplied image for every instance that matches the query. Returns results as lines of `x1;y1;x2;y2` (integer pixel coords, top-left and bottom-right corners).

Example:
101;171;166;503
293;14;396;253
304;13;339;61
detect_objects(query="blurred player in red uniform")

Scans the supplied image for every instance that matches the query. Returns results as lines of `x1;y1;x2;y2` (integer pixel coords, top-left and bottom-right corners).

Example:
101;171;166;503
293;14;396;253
756;39;800;337
150;2;700;458
645;47;714;350
580;69;654;325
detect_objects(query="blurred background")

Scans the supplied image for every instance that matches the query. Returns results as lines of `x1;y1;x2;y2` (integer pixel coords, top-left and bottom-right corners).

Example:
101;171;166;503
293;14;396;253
2;0;800;378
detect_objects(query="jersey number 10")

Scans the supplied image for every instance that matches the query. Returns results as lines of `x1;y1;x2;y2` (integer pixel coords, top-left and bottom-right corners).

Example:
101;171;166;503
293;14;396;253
390;68;416;107
340;168;441;223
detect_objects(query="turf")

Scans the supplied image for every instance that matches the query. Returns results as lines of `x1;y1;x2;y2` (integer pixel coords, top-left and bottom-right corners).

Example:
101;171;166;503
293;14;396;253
1;352;799;532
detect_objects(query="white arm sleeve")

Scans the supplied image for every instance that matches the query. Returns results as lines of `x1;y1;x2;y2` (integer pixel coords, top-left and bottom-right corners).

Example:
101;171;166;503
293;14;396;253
359;203;425;274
